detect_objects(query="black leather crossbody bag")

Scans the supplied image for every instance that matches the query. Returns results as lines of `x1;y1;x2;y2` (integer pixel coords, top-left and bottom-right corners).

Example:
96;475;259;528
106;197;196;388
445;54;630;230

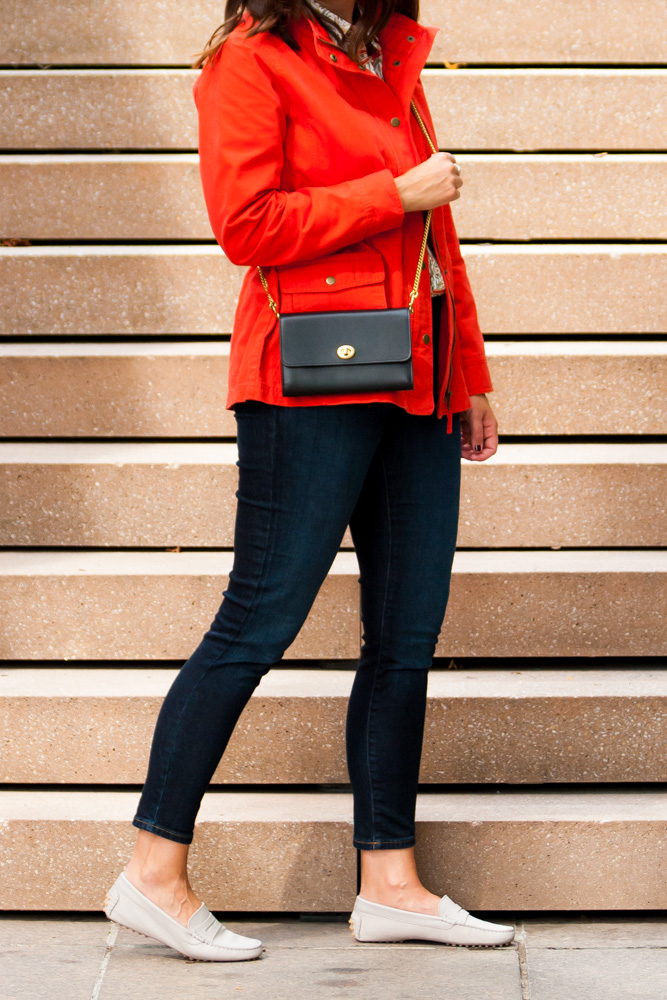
256;100;438;397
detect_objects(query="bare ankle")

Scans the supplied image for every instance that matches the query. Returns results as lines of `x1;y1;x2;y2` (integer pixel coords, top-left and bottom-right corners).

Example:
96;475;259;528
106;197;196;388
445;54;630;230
125;860;186;892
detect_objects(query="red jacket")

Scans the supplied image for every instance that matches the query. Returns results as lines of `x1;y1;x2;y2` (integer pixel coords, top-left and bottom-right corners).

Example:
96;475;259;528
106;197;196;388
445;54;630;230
192;8;493;433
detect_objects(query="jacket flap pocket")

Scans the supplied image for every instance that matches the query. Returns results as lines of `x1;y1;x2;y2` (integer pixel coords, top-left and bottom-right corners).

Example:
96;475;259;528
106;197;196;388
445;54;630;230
277;251;385;293
280;308;412;367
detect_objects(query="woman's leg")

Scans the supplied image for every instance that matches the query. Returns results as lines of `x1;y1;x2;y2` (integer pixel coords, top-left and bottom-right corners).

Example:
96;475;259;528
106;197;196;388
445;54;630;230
124;400;389;920
346;399;462;915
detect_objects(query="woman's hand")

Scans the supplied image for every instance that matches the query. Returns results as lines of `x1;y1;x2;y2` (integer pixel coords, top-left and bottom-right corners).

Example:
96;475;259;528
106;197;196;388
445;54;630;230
394;153;463;212
460;394;498;461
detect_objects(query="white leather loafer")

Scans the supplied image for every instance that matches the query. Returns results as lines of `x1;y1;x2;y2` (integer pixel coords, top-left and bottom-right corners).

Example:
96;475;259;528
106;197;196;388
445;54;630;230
104;871;263;961
349;893;515;948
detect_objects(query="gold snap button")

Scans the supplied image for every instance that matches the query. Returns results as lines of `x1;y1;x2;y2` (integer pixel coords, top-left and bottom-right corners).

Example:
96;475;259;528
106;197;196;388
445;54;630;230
407;34;415;41
390;117;400;127
325;275;336;285
422;334;430;344
337;344;355;359
330;53;337;61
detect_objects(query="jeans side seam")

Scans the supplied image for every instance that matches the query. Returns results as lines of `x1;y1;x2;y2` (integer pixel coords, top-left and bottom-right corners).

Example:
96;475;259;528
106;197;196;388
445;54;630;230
364;447;394;843
144;405;279;833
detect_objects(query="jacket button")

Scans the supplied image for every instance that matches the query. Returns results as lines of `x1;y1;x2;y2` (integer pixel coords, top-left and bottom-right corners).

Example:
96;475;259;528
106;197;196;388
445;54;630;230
422;333;430;344
390;117;400;127
330;53;338;61
407;34;415;41
326;276;336;285
393;59;401;66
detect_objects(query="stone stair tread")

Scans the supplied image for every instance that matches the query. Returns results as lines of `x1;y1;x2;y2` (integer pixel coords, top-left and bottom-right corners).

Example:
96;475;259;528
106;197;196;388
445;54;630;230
2;787;667;822
2;665;666;698
1;441;665;464
1;549;664;574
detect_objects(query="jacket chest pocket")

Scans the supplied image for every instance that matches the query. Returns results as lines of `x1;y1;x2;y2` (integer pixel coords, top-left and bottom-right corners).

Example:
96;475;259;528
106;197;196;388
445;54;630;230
277;249;388;314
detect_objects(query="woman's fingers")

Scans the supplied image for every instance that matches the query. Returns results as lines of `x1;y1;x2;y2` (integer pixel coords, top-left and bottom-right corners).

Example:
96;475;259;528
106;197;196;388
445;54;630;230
460;397;499;461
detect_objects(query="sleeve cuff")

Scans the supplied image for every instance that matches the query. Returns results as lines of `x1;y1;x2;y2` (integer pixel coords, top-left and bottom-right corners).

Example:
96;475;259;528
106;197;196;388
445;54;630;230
355;168;405;236
462;358;494;396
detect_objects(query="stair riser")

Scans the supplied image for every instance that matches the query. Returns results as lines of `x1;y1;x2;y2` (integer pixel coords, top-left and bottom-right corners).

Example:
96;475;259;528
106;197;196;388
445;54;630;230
1;460;663;547
1;792;665;910
2;692;666;784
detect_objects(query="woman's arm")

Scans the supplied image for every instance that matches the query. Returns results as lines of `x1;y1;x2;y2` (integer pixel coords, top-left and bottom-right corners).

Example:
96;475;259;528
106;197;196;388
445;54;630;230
193;37;406;267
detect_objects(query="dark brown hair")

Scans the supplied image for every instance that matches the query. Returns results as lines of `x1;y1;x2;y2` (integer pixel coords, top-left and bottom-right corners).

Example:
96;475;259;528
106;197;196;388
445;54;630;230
191;0;420;70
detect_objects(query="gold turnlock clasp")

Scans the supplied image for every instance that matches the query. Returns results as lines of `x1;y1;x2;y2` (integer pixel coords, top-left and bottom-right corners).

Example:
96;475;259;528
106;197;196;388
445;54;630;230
337;344;355;359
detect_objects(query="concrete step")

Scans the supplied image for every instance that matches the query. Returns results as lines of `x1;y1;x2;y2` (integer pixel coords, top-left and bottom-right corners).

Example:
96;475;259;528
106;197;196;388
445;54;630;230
2;667;666;785
1;788;665;910
0;550;663;659
1;340;665;437
1;442;665;548
0;550;360;661
3;69;666;150
2;245;665;336
2;0;663;65
2;154;666;240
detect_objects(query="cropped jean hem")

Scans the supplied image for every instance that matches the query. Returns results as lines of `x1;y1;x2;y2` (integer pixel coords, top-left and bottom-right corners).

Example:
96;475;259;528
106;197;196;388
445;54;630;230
132;815;193;846
353;835;416;850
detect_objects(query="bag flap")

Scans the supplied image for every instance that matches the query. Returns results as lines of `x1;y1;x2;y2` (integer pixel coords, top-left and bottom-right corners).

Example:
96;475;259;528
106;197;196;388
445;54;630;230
280;308;412;367
277;251;385;293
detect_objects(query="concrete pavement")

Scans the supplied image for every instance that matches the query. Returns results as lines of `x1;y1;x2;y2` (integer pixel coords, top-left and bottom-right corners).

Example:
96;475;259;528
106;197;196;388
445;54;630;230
2;913;666;1000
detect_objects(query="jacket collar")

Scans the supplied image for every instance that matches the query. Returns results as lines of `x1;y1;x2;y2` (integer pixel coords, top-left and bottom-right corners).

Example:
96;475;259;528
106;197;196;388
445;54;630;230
291;8;439;110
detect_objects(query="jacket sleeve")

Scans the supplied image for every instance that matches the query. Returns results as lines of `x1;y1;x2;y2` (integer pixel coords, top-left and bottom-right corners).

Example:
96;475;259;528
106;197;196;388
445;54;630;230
442;204;494;396
193;37;406;267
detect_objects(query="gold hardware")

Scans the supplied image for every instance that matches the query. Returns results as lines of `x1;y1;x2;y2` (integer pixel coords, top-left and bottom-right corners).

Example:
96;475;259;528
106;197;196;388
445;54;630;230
337;345;355;359
325;275;336;285
407;34;415;41
390;117;400;127
393;59;401;66
407;100;437;314
330;53;337;61
257;100;438;320
422;334;430;344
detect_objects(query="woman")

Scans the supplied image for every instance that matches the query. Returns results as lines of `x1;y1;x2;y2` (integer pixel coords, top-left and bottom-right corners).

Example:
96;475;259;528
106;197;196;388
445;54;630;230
103;0;514;960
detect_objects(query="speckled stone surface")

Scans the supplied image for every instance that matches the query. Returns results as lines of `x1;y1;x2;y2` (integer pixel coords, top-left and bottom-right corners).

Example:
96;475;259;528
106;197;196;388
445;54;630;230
0;551;361;660
463;246;667;334
2;668;666;785
1;442;664;547
411;789;667;910
1;341;666;437
0;791;356;912
2;246;665;336
0;343;239;434
484;343;667;434
2;0;665;64
2;156;666;240
439;550;666;658
3;70;666;150
0;248;242;335
0;156;206;240
1;789;666;910
0;550;664;659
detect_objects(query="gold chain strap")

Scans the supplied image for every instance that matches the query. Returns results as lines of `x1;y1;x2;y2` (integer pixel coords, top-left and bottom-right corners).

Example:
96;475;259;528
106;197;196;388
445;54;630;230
257;99;438;318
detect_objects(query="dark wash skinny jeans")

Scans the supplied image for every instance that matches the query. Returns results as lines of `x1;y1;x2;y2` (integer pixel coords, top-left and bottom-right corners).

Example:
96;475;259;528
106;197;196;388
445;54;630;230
133;295;461;849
